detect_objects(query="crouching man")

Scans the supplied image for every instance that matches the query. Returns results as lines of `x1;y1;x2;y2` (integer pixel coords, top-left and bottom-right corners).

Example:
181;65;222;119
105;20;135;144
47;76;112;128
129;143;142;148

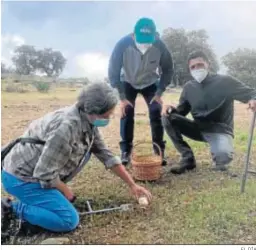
1;83;152;234
162;50;256;174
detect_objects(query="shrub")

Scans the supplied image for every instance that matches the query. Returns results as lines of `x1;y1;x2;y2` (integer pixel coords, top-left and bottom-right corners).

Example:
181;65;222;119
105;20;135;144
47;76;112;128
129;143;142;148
5;84;29;93
5;84;17;92
34;81;50;93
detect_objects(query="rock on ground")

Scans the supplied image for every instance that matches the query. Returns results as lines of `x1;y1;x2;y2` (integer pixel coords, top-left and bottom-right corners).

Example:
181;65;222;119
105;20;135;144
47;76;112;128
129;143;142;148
40;237;70;245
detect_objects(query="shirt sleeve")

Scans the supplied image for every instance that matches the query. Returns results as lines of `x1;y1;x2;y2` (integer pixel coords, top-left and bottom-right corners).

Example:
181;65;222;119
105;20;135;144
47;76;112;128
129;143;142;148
227;75;256;102
108;38;126;100
156;40;174;97
175;86;191;116
90;128;121;169
33;122;73;188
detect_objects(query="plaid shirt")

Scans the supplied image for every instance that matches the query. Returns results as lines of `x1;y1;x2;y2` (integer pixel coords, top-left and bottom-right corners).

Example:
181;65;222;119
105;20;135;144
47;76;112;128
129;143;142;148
2;105;121;188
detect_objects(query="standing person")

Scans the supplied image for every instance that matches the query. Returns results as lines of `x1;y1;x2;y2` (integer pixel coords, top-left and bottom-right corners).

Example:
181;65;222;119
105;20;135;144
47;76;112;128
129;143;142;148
108;17;174;166
162;50;256;174
1;83;152;234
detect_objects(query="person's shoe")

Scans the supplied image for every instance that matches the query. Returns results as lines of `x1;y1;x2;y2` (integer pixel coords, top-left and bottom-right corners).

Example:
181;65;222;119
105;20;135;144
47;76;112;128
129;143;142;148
211;162;228;171
1;198;13;232
1;198;14;244
211;163;238;177
153;147;167;166
162;157;167;166
170;157;196;175
121;152;131;166
18;221;47;236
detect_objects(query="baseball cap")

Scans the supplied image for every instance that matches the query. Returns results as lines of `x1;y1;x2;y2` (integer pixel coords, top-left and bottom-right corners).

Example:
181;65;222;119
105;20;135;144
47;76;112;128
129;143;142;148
134;17;157;44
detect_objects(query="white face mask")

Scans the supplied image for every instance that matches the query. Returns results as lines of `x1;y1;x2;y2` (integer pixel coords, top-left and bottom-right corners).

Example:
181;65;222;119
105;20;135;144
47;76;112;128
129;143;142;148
135;42;152;54
190;68;208;83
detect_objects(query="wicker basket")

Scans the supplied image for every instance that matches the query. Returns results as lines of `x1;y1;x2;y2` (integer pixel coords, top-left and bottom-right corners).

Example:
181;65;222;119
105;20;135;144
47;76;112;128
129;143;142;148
131;142;162;181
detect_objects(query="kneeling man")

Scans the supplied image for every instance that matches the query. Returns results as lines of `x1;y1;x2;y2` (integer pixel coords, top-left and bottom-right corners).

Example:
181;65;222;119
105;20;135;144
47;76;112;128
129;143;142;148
162;50;256;174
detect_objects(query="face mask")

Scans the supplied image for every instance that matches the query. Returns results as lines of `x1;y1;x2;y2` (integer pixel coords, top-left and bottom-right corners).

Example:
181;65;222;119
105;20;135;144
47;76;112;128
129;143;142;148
190;68;208;83
135;42;152;54
92;118;110;127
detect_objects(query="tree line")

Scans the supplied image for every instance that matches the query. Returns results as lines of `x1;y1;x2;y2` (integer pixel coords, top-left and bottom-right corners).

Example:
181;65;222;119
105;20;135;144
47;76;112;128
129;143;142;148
2;45;66;77
1;28;256;88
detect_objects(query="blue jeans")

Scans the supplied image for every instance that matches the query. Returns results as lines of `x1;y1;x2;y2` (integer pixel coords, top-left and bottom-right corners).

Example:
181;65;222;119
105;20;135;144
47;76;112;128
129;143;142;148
1;171;79;233
162;113;234;165
120;82;165;153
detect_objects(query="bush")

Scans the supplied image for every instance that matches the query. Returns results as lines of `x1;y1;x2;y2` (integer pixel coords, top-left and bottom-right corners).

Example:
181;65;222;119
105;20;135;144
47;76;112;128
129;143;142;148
68;82;75;88
34;82;50;93
5;84;17;92
5;84;29;93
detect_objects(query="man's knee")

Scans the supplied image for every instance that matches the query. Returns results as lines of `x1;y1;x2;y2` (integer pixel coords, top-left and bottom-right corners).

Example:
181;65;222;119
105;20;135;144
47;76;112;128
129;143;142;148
162;113;176;128
214;150;234;165
162;115;170;128
149;102;161;119
124;104;134;118
61;207;80;232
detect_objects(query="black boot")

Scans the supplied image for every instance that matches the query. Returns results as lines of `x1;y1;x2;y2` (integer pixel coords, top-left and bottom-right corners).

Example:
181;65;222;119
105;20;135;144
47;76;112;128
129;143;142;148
18;221;47;236
1;198;14;244
170;157;196;175
153;143;167;166
162;157;167;166
158;152;167;166
1;198;13;231
154;149;167;166
121;152;131;166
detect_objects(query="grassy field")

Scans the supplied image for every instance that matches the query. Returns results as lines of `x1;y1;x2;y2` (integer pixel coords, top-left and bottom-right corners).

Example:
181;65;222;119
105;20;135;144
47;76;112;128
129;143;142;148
1;87;256;244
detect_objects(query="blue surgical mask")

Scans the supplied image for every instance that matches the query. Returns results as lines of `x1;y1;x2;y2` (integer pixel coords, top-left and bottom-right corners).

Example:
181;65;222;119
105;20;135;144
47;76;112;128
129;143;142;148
92;119;110;127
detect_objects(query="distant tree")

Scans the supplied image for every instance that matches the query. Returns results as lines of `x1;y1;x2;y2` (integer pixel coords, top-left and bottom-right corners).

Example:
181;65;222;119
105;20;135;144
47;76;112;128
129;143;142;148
11;45;67;78
1;63;16;78
12;45;37;75
83;77;90;85
162;28;219;86
222;48;256;88
1;62;8;74
36;48;66;77
103;77;110;84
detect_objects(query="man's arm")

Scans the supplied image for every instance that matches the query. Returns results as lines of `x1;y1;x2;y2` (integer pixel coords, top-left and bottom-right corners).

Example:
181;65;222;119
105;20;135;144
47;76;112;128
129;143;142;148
90;129;137;185
227;75;256;102
90;128;122;168
90;128;152;201
55;180;74;201
108;38;125;100
155;40;174;97
33;122;73;189
173;86;191;116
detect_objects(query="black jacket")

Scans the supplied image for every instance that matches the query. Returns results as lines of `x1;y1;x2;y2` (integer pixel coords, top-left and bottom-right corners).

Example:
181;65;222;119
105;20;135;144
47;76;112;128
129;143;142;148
175;73;256;136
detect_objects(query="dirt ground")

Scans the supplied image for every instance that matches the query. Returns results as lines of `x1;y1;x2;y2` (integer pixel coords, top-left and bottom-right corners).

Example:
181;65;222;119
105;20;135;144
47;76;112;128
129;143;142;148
1;87;256;244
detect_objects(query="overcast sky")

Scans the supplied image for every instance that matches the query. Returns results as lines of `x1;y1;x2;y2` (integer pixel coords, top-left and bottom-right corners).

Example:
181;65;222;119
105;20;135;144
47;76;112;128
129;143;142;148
2;1;256;79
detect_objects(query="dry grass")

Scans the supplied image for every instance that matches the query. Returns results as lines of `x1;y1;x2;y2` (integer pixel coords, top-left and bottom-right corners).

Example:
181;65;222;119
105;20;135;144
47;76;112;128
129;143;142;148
1;88;256;244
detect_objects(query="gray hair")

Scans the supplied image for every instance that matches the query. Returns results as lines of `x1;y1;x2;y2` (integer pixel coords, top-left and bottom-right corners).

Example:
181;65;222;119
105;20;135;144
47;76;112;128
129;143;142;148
76;82;119;115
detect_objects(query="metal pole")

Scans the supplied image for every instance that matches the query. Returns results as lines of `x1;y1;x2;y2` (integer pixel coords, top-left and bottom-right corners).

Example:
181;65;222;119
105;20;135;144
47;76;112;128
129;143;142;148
86;200;93;212
79;203;133;216
241;112;256;193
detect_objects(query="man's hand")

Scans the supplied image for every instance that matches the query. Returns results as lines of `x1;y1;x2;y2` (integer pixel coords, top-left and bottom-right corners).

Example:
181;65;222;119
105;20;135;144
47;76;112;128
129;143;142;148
150;95;163;106
111;164;152;203
130;184;152;203
55;180;75;202
248;100;256;112
162;104;176;116
120;99;133;118
63;188;75;202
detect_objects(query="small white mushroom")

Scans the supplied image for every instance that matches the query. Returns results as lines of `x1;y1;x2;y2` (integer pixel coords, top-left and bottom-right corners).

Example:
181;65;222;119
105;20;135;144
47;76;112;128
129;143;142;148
138;196;149;206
